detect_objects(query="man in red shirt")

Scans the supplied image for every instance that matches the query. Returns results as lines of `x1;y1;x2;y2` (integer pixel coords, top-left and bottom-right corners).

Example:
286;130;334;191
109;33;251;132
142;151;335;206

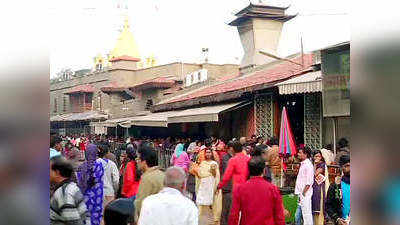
217;141;250;192
229;156;285;225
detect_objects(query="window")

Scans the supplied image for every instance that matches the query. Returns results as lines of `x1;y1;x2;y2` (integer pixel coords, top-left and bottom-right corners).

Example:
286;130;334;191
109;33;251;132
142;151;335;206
63;96;67;112
145;99;153;110
120;92;134;102
53;98;58;113
192;71;199;84
322;48;350;117
200;69;208;81
323;49;350;76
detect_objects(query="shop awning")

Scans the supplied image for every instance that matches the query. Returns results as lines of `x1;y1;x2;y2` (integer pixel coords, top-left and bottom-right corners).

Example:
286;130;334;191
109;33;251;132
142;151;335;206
167;101;249;124
98;102;249;128
50;113;73;122
125;111;182;127
276;71;322;95
50;111;108;122
97;117;131;127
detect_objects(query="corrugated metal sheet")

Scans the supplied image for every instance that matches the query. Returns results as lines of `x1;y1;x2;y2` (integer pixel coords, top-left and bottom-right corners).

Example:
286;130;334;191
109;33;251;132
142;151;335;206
167;102;246;124
156;54;314;106
276;71;322;95
98;117;132;127
116;102;249;127
51;111;108;122
125;111;183;127
50;114;73;122
66;111;108;121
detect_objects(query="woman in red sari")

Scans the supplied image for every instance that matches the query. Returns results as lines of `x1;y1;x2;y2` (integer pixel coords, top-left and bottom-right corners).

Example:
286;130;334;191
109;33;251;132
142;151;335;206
121;147;141;199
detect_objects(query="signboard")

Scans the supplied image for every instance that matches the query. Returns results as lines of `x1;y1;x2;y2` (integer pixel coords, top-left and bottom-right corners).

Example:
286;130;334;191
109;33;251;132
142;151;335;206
322;47;350;117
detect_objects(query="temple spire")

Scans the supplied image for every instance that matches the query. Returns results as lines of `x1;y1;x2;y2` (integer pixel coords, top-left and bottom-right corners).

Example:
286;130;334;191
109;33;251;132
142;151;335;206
109;16;141;61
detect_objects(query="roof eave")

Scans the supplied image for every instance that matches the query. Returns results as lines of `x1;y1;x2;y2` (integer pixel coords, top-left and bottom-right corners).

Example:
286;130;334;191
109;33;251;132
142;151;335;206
235;3;289;16
152;82;278;112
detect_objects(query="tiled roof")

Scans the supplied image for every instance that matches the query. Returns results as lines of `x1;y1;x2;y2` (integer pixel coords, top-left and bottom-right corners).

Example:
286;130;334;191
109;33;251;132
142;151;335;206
100;82;126;93
162;85;183;95
129;76;178;91
157;54;313;105
65;84;95;94
216;73;240;82
109;55;141;62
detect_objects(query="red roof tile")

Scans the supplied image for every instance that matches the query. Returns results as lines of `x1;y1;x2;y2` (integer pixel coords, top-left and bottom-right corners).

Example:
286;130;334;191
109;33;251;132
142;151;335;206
216;73;240;82
109;55;141;62
162;85;183;95
100;82;127;93
130;76;178;91
65;84;95;94
161;54;313;104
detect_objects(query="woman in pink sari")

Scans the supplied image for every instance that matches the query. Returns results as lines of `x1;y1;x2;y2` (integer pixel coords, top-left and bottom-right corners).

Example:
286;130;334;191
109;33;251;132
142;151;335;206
170;143;191;172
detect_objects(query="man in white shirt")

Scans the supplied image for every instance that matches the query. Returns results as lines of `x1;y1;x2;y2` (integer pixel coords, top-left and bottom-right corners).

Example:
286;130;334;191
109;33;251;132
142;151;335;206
295;147;314;225
138;166;198;225
97;145;120;223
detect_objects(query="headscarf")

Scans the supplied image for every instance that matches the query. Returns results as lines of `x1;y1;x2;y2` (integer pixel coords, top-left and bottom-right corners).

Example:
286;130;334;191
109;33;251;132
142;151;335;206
68;147;81;171
174;143;184;158
77;144;98;193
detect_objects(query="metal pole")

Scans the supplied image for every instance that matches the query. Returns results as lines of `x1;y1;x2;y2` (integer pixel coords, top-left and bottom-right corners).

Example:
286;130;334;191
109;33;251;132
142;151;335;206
301;36;304;69
280;158;284;188
333;117;337;156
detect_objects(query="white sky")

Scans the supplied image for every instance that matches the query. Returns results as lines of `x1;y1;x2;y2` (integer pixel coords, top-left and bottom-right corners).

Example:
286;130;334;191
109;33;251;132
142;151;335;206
49;0;349;78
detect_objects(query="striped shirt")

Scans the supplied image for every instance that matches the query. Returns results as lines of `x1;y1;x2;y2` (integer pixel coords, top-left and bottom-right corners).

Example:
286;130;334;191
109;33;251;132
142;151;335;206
50;180;90;225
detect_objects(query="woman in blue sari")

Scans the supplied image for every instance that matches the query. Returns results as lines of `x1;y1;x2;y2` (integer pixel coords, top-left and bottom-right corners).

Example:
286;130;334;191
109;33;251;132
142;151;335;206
77;144;104;225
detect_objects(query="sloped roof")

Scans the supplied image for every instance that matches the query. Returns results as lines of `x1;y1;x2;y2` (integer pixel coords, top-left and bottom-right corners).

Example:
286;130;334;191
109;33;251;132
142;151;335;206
64;84;95;95
50;111;108;122
65;111;108;121
276;70;322;95
155;54;313;110
230;3;295;26
100;81;127;93
129;76;178;91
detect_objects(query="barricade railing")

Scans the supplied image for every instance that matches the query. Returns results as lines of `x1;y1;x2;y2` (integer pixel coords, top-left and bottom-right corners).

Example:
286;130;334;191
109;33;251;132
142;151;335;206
156;147;174;169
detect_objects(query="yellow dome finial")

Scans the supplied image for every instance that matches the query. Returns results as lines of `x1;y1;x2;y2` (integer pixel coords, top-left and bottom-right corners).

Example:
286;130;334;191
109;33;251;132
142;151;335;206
109;16;140;61
94;53;105;71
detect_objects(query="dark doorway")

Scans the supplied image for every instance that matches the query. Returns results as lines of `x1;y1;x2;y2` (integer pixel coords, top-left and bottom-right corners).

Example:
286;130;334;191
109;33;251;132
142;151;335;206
277;94;304;145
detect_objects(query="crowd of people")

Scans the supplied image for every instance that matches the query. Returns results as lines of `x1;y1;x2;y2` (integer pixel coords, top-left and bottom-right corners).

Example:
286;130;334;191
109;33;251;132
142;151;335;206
50;133;350;225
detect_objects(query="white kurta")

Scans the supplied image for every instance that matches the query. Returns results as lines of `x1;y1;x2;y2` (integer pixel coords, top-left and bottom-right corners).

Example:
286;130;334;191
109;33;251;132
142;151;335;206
196;161;219;206
138;187;198;225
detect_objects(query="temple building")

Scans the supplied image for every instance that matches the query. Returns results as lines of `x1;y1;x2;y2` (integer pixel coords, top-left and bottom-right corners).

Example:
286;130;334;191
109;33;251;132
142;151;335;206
50;2;349;151
50;17;239;136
